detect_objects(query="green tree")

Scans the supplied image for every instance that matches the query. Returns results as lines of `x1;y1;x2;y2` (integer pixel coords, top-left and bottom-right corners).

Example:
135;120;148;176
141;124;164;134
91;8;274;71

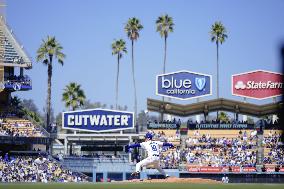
210;21;228;118
83;100;107;109
246;116;255;124
111;39;127;109
21;98;43;125
137;110;148;132
124;17;143;133
21;99;39;113
36;36;65;129
22;109;43;125
156;14;174;74
10;96;22;111
218;111;230;122
62;82;86;111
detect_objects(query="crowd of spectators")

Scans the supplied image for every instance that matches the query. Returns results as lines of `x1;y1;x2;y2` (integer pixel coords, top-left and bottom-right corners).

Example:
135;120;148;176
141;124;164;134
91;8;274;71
0;119;44;137
263;130;284;165
0;154;88;182
160;146;180;169
150;130;180;143
148;130;180;169
150;118;181;125
181;130;258;167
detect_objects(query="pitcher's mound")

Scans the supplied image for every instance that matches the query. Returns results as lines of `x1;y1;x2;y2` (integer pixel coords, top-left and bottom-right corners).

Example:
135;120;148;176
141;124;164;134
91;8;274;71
125;177;221;184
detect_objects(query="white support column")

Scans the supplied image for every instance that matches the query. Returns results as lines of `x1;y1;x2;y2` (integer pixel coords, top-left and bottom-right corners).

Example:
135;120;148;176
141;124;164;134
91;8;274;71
129;136;132;162
242;115;247;122
272;115;278;124
196;115;200;123
64;137;68;155
272;97;278;124
243;97;247;122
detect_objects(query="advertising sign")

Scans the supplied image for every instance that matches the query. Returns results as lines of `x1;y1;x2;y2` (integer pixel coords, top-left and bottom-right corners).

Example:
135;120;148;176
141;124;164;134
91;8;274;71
156;70;212;100
62;109;134;132
188;124;255;130
147;123;178;129
186;166;255;173
232;70;283;99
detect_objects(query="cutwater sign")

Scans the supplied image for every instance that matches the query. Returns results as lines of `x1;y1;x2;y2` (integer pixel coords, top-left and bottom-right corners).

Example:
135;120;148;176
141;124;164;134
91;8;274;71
156;70;212;100
62;109;134;132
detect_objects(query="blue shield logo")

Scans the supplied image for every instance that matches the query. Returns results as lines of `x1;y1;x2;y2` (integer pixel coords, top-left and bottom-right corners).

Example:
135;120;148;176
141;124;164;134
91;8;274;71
156;70;212;100
62;109;134;132
195;77;206;91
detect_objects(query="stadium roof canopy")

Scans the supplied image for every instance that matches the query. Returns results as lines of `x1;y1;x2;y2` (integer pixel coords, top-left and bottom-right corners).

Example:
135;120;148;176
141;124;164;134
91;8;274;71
147;98;283;117
0;17;32;68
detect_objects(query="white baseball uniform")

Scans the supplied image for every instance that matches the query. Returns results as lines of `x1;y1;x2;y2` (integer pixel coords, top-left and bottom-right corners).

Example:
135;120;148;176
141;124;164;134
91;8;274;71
135;140;166;176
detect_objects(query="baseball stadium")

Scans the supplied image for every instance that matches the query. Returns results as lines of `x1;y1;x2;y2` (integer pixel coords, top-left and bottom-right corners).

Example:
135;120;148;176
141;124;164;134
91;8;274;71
0;0;284;189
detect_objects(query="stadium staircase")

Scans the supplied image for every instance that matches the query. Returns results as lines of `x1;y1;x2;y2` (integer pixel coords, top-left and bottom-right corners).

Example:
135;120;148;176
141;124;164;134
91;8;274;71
255;131;264;172
257;133;264;163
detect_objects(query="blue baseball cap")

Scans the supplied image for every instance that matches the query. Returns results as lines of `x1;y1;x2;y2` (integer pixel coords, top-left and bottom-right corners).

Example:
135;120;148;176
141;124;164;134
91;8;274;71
145;133;153;139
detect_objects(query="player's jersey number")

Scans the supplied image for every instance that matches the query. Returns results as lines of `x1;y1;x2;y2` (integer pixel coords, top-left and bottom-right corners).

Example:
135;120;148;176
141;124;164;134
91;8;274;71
150;144;158;152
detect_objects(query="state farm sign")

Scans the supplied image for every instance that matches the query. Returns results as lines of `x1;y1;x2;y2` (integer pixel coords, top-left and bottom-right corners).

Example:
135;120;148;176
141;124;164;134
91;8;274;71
232;70;283;100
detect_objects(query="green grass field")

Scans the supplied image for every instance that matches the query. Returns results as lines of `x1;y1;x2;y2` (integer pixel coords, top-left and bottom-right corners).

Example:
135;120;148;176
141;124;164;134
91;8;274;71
1;183;284;189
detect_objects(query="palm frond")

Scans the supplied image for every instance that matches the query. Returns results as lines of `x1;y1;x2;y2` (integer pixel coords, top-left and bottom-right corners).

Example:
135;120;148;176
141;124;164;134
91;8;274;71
156;14;174;38
210;21;228;44
36;36;66;66
124;17;143;41
62;82;86;110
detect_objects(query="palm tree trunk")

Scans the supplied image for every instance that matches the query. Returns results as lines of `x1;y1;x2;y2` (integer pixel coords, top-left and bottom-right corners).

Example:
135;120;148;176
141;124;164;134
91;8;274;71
163;36;167;74
161;36;167;121
47;60;52;155
216;41;219;120
131;40;138;133
115;54;120;110
47;62;52;131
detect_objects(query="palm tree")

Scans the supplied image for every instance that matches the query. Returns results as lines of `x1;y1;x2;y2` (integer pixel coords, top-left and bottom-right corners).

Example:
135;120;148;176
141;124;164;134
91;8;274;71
36;36;65;130
10;96;22;114
156;14;174;121
156;14;174;74
111;39;127;110
62;82;86;111
218;111;230;123
210;21;228;119
124;17;143;133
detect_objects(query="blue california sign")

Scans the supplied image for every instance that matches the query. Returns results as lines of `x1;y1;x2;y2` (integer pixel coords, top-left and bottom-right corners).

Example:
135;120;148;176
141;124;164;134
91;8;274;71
156;70;212;100
62;109;134;132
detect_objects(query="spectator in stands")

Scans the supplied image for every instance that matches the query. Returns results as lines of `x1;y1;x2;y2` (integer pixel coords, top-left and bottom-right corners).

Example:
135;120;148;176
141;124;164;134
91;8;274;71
183;130;258;168
275;165;280;172
0;155;88;182
4;153;9;162
261;165;267;172
0;119;45;137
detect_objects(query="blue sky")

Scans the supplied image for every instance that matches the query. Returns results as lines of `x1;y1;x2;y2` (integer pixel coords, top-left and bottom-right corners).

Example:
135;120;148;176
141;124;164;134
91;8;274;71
7;0;284;115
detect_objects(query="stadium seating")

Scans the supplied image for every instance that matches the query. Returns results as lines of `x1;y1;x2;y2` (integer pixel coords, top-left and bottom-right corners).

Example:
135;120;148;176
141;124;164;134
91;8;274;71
262;130;283;167
0;117;45;137
0;154;89;182
183;129;258;168
149;129;180;169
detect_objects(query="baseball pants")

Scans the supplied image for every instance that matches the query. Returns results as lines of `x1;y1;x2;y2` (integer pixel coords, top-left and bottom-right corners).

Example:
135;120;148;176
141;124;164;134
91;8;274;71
135;156;166;176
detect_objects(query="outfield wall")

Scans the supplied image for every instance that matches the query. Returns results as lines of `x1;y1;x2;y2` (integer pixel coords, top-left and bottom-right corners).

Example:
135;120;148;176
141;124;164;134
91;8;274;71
180;172;284;183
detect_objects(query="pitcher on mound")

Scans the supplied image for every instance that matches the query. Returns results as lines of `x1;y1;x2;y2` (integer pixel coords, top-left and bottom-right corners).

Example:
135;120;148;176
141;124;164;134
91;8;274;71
125;132;174;178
